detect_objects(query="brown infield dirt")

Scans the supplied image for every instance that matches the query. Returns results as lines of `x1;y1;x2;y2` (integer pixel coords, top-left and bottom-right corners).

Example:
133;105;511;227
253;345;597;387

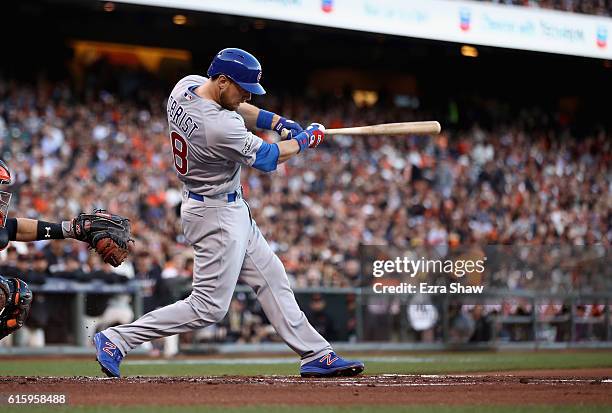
1;369;612;406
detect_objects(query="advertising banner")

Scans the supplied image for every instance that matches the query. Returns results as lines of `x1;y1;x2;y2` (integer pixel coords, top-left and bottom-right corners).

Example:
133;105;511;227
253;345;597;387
115;0;612;59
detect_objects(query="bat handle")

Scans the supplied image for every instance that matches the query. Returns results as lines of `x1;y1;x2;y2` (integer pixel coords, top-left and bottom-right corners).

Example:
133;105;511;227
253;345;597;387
280;129;290;140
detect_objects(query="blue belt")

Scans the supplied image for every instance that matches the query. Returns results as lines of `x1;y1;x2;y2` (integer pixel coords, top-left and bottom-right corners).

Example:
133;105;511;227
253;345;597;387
188;190;239;203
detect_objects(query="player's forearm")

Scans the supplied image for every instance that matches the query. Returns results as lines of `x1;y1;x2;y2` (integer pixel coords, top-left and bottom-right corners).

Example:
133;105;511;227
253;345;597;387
13;218;38;241
237;103;280;132
10;217;72;241
277;139;300;164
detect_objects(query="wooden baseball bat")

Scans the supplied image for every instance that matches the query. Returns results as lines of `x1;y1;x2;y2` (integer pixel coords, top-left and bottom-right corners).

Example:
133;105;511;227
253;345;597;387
325;121;441;136
281;121;441;139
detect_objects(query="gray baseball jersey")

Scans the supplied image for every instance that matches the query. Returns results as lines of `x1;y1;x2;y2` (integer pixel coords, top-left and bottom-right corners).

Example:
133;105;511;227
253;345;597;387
166;75;263;196
103;74;332;364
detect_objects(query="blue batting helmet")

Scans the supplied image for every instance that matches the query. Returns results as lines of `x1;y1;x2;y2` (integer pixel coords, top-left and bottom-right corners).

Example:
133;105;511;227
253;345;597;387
207;48;266;95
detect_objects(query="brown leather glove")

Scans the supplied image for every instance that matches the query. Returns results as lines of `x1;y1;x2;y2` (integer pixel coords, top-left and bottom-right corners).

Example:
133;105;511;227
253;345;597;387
72;209;133;267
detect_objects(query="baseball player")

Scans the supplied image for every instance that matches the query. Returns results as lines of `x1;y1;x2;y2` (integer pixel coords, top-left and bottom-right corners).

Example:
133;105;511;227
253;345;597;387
94;48;365;378
0;159;132;340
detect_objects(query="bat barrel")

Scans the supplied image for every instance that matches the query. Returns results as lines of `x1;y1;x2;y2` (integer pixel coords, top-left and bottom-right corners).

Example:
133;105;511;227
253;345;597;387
325;121;441;136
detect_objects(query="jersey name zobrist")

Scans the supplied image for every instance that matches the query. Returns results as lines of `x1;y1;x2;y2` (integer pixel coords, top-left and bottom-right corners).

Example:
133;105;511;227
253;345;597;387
168;95;200;138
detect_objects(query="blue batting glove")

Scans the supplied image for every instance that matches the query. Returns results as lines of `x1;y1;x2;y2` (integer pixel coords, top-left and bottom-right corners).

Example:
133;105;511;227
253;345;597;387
274;117;303;140
293;123;325;153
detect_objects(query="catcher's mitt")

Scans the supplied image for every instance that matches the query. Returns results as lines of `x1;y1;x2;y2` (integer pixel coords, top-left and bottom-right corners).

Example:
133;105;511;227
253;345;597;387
72;209;133;267
0;276;33;340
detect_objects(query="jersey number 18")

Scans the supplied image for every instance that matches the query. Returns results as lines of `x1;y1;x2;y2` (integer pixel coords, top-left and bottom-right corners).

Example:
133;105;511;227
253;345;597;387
170;131;188;175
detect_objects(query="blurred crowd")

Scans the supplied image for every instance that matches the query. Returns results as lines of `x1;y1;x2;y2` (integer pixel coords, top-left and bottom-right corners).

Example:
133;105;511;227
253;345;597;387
0;74;610;345
476;0;612;16
0;76;610;289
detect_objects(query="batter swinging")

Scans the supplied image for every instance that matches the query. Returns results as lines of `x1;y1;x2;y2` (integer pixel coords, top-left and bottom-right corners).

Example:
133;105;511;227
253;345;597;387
94;48;364;378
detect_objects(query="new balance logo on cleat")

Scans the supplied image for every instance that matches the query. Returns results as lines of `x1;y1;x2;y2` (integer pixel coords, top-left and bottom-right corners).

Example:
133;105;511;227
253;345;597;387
102;341;117;357
319;353;339;366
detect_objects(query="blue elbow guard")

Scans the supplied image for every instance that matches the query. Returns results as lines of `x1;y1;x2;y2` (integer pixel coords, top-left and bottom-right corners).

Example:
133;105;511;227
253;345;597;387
253;142;279;172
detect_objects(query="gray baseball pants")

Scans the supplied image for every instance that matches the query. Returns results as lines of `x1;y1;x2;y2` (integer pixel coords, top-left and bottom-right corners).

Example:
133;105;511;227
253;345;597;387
103;190;332;363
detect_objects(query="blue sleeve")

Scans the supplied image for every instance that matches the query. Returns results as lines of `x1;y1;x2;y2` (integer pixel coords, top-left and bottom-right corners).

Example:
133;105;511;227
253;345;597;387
252;142;279;172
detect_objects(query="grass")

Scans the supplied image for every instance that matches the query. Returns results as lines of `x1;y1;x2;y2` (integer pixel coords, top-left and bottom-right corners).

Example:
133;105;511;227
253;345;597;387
2;405;611;413
0;350;611;376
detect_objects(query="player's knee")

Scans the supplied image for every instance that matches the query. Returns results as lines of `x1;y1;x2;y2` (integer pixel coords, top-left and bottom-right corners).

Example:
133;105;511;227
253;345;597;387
187;293;230;323
209;308;228;323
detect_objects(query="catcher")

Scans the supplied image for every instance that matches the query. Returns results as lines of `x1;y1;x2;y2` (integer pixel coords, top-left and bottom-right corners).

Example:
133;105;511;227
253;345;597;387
0;159;133;340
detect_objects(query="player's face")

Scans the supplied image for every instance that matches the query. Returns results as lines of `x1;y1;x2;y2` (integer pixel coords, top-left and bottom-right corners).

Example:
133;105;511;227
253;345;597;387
219;77;251;111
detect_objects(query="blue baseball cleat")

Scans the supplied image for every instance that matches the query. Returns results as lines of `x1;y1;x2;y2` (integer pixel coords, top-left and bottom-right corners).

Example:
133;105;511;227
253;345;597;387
300;352;365;377
93;332;123;378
